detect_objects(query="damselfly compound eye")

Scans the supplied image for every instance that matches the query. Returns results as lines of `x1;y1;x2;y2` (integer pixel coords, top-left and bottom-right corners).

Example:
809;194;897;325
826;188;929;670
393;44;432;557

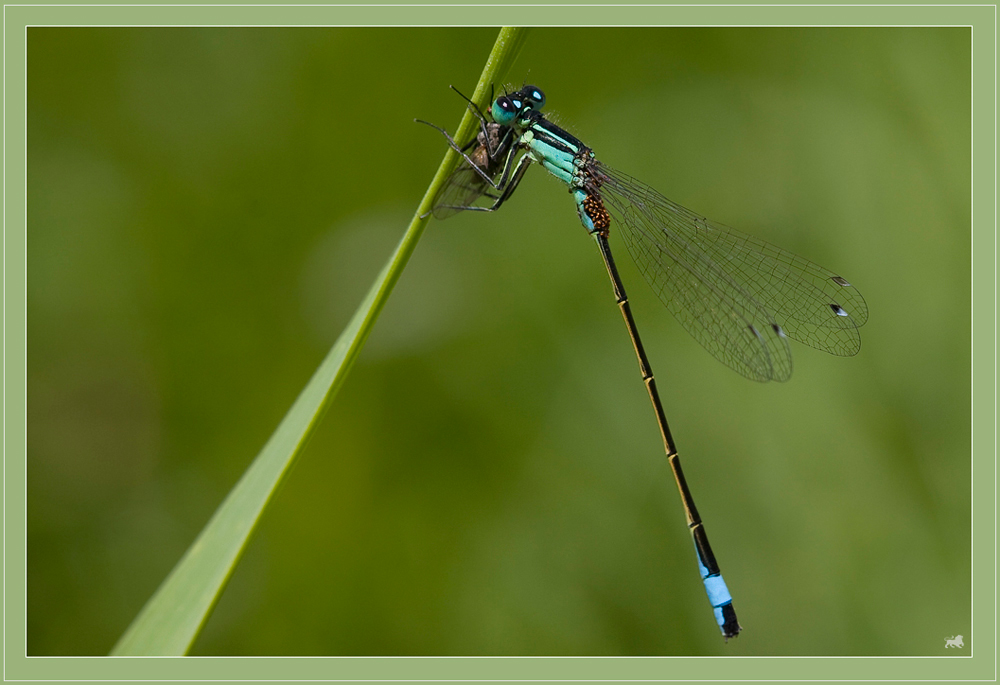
491;96;516;124
523;85;545;108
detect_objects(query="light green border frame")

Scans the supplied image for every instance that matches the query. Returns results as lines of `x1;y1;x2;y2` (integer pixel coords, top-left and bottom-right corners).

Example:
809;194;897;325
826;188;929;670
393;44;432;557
5;3;995;682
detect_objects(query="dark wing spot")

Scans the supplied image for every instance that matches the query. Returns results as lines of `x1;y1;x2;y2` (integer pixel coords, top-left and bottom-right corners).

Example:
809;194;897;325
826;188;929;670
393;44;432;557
831;276;852;287
771;323;787;338
830;303;848;317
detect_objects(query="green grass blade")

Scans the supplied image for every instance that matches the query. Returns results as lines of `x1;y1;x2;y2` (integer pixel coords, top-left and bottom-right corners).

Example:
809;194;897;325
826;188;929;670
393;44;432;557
110;26;529;656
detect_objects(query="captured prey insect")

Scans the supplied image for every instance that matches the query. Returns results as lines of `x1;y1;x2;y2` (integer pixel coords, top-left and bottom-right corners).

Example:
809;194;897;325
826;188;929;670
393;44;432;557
418;85;545;219
421;86;868;639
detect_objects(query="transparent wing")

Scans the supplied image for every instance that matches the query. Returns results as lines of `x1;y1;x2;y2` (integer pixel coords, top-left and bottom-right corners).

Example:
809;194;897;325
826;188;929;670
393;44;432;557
431;165;496;219
595;161;867;382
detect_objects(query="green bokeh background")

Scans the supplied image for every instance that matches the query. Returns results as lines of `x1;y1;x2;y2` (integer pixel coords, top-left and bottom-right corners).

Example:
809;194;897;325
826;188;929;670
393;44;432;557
27;27;970;656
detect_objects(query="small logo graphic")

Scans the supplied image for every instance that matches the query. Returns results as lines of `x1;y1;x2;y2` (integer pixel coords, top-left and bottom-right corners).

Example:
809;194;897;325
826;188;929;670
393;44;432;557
944;635;964;648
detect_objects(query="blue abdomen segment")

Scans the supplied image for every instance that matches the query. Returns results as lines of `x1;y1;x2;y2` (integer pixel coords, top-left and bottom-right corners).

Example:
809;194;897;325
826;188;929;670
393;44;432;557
692;528;741;637
697;553;733;623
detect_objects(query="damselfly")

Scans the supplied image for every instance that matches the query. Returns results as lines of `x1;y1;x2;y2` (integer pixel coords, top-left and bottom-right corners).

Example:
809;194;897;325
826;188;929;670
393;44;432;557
422;86;868;639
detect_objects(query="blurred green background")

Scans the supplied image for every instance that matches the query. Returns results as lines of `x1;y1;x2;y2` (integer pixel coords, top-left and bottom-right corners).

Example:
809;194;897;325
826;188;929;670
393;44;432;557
27;27;970;656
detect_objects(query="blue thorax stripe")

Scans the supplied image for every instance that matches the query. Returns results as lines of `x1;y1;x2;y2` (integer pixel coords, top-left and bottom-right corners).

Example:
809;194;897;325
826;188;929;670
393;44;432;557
528;119;588;157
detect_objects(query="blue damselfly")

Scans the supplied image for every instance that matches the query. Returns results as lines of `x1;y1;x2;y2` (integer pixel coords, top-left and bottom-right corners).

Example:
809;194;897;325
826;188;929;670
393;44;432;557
422;85;868;639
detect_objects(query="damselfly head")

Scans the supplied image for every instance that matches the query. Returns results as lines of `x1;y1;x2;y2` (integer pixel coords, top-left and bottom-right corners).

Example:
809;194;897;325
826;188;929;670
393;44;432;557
491;85;545;125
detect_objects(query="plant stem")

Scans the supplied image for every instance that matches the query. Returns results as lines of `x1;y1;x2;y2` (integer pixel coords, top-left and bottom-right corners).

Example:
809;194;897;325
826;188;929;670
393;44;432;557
110;26;530;657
